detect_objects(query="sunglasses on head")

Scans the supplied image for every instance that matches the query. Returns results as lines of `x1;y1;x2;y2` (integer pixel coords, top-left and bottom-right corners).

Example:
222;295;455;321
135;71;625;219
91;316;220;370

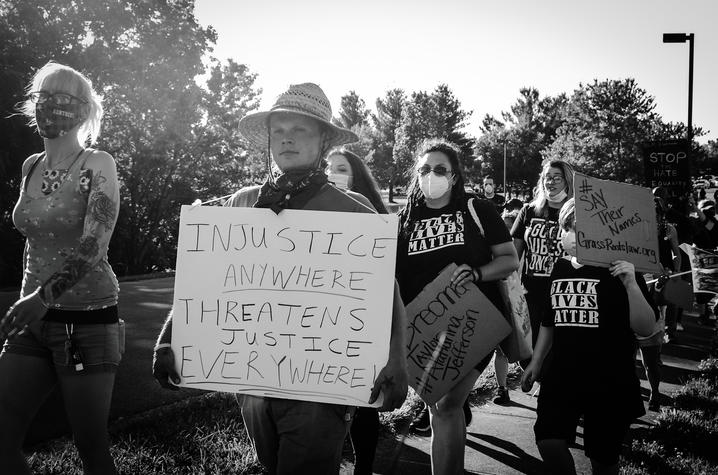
29;91;87;106
417;165;453;177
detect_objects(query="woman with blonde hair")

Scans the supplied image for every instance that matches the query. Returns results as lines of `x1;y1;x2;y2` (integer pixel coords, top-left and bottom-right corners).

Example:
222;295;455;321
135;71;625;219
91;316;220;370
511;160;575;365
0;61;122;474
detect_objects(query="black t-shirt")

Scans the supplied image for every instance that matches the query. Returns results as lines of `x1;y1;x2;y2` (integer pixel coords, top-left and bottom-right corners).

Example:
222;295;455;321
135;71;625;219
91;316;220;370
396;199;511;305
480;193;505;213
511;204;564;280
541;257;649;414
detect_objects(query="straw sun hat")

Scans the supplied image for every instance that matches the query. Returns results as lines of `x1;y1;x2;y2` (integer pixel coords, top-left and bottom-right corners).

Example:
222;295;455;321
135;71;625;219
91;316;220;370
238;82;358;149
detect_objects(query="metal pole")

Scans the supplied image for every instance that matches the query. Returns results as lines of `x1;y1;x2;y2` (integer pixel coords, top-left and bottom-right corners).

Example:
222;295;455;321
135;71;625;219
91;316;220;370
688;33;694;145
503;142;507;198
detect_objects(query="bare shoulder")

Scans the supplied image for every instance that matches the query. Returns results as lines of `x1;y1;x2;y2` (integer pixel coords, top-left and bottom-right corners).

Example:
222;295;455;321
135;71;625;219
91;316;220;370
21;153;43;176
83;149;116;169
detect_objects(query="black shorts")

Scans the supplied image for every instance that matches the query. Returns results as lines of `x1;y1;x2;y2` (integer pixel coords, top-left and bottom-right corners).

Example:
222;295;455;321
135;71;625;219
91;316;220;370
534;382;635;465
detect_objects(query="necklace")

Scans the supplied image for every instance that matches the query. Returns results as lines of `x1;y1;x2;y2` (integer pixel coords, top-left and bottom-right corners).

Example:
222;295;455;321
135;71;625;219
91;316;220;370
43;148;84;171
40;148;84;195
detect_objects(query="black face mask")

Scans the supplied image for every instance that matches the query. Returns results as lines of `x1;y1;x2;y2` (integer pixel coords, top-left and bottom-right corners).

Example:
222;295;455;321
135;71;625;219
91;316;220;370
35;102;86;139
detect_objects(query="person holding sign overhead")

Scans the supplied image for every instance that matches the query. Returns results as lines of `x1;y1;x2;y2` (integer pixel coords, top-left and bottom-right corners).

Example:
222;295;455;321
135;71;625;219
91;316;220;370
152;83;408;475
521;198;656;474
0;62;122;474
511;160;575;359
396;139;519;475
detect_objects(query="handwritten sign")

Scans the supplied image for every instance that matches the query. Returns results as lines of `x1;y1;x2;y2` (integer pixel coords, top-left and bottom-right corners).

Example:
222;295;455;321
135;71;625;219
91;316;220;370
405;264;511;404
574;172;661;274
642;139;691;201
171;205;398;406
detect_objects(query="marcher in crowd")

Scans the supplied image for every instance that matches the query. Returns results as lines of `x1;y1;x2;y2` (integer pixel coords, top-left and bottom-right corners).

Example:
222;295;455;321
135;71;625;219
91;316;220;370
396;139;519;474
0;62;122;474
636;198;681;411
511;160;574;387
521;198;656;475
692;199;718;326
326;147;386;474
479;175;505;212
327;147;388;213
492;197;526;405
152;83;408;475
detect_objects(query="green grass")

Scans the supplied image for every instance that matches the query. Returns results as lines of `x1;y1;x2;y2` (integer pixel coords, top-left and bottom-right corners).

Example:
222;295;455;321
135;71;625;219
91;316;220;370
25;361;524;474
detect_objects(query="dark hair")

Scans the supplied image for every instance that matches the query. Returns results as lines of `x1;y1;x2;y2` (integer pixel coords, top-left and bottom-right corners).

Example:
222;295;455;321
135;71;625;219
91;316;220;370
327;148;388;214
504;198;524;212
483;175;494;182
398;139;467;238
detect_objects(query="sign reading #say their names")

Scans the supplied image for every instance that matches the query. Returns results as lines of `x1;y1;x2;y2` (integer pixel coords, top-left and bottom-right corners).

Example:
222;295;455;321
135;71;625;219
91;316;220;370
171;205;398;407
405;264;511;404
574;172;661;273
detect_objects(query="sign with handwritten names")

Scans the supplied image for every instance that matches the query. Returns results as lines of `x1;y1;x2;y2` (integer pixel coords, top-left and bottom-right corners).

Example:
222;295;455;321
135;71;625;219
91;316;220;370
171;205;398;407
405;264;511;404
574;172;661;273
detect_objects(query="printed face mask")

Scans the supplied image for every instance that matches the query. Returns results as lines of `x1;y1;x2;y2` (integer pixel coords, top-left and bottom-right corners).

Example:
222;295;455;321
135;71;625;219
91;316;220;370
419;173;451;200
328;173;351;191
35;103;85;139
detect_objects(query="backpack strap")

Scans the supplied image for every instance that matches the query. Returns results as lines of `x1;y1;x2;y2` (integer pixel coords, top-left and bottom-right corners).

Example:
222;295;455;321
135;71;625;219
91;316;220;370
467;197;485;238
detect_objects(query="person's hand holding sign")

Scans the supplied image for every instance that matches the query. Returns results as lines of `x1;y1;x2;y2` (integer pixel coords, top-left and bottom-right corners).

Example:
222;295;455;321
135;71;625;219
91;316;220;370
152;314;180;390
451;264;480;288
369;356;408;411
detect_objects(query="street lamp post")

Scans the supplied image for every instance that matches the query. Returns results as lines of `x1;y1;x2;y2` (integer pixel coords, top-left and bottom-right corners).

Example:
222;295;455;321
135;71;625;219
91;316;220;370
663;32;694;144
503;142;507;198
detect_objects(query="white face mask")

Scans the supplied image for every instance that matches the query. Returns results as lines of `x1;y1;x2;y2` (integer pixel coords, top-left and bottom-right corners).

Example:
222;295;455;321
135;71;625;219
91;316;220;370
419;173;451;200
328;173;351;191
484;184;494;196
547;188;568;203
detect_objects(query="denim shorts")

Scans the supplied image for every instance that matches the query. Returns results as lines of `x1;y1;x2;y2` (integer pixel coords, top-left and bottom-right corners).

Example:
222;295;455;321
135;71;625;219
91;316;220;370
1;319;125;375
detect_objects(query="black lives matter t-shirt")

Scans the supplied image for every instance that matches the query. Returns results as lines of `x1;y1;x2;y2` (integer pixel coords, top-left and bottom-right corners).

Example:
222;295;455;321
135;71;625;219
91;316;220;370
541;257;649;414
511;205;564;279
396;200;511;305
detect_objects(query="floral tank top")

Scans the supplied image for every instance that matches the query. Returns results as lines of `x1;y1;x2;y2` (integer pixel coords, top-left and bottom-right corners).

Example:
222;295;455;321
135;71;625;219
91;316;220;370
12;151;119;310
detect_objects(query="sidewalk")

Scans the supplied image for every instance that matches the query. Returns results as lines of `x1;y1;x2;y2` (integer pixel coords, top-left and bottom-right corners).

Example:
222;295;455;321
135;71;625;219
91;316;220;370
350;310;717;475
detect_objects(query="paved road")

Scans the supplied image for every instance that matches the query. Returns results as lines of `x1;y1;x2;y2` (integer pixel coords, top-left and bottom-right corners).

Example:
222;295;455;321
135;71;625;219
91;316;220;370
1;277;205;444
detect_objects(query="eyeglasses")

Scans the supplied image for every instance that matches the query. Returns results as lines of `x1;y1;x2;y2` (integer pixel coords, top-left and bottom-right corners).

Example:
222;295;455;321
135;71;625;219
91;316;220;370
544;175;565;184
417;165;453;177
29;91;87;105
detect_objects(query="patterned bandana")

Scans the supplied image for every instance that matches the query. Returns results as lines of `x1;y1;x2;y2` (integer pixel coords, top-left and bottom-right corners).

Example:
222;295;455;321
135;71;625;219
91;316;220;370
35;103;86;139
254;169;328;214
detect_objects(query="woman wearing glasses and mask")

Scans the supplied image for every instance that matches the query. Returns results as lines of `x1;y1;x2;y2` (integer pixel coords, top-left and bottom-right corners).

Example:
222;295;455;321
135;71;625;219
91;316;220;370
0;62;121;474
396;139;518;474
511;160;575;362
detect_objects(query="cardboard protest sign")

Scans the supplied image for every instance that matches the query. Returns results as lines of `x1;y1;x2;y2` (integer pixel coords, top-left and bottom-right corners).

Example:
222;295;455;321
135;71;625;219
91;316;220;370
642;139;691;201
171;205;398;407
681;244;718;295
405;264;511;404
574;172;661;273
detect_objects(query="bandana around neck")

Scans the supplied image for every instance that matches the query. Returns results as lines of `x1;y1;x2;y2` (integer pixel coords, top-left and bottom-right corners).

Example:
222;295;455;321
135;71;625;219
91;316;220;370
254;169;328;214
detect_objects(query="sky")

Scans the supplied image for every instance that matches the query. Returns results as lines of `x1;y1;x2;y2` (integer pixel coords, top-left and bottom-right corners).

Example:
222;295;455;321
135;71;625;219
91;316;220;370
194;0;717;143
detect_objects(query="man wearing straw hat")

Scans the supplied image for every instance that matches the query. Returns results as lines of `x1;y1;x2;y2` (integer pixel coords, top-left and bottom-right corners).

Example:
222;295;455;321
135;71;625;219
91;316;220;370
153;83;408;474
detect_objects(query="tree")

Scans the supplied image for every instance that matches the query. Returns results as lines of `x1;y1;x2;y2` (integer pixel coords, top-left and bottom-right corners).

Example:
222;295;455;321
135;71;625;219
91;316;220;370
542;79;661;183
369;89;406;201
335;90;370;129
475;88;568;190
0;0;262;282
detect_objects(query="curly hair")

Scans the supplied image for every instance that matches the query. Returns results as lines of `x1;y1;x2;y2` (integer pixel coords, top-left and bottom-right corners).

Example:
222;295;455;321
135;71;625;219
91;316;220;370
326;148;388;214
398;139;468;239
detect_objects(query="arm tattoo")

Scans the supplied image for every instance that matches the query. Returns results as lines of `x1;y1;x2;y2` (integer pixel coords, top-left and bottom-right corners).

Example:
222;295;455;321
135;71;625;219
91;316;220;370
88;171;117;232
45;257;93;301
